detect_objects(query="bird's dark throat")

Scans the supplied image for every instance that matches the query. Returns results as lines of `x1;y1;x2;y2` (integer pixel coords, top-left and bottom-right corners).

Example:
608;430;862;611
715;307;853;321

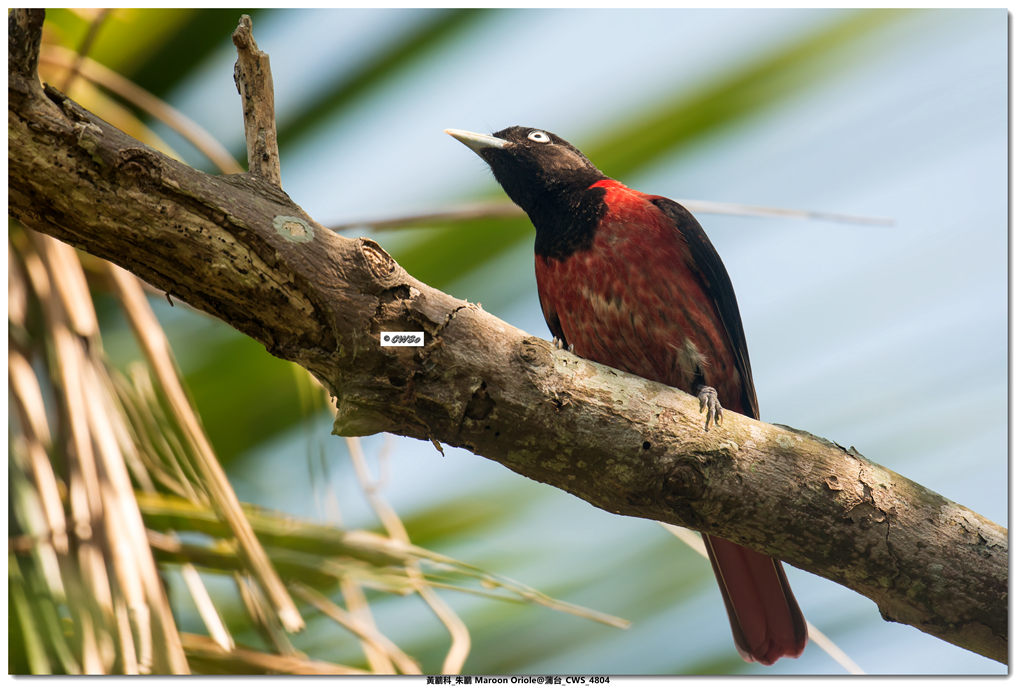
485;165;608;261
529;182;608;261
475;134;608;261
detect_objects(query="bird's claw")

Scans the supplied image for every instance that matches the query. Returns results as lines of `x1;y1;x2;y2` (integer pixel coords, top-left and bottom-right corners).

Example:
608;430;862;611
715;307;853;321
552;337;575;353
698;386;724;431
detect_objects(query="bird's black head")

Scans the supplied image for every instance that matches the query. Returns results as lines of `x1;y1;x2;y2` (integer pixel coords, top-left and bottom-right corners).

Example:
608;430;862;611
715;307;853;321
446;126;606;216
447;126;610;260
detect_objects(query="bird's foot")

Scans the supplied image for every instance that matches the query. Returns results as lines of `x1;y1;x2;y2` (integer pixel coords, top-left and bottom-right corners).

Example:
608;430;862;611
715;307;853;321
552;337;575;353
698;386;724;431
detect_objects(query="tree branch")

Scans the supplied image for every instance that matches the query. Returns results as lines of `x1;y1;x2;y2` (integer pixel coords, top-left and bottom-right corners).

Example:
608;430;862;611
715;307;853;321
7;9;1006;664
232;14;281;186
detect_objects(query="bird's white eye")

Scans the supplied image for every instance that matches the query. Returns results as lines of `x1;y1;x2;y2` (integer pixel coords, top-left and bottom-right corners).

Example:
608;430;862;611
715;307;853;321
527;130;550;143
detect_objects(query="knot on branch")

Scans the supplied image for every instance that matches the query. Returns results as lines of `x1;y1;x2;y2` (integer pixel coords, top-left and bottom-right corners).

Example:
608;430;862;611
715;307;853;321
662;460;706;503
273;215;315;243
660;460;707;528
463;380;495;421
118;147;164;181
516;339;552;369
360;238;397;280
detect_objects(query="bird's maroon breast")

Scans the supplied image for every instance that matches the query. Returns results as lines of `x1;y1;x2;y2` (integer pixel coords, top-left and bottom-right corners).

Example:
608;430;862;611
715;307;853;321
534;180;744;409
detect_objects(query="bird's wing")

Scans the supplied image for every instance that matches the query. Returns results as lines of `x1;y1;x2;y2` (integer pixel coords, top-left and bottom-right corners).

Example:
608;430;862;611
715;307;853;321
650;196;759;419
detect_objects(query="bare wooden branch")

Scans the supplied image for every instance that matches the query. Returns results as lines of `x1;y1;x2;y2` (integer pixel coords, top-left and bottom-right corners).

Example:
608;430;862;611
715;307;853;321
8;9;46;101
7;11;1006;664
232;15;281;186
8;9;43;78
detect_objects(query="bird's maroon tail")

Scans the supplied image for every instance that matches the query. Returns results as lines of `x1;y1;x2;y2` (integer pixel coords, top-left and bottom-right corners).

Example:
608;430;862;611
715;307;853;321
703;534;807;665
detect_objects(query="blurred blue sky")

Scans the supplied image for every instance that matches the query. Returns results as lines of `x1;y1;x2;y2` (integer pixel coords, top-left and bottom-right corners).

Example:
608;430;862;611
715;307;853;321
156;8;1006;674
